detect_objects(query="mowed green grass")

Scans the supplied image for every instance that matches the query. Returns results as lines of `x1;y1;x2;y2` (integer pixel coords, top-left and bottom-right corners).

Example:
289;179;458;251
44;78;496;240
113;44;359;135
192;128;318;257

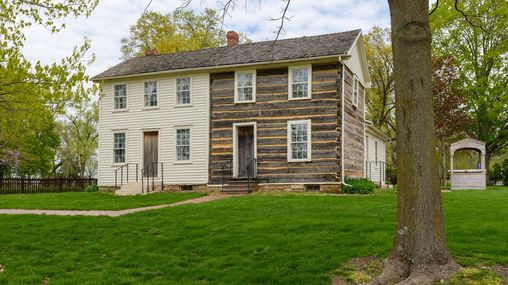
0;188;506;285
0;192;205;210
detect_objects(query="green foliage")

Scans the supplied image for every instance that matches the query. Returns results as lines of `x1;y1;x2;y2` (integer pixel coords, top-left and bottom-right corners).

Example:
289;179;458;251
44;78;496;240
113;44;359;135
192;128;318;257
490;163;503;184
430;0;508;163
344;178;377;194
85;185;98;193
0;0;99;176
121;9;250;59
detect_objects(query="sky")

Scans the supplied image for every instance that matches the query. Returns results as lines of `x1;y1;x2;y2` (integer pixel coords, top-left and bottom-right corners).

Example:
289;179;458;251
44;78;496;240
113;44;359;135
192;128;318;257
22;0;391;78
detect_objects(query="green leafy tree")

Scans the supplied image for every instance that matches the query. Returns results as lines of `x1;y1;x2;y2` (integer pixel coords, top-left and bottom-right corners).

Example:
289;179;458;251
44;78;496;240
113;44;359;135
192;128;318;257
121;9;249;59
431;0;508;182
490;163;503;184
0;0;98;176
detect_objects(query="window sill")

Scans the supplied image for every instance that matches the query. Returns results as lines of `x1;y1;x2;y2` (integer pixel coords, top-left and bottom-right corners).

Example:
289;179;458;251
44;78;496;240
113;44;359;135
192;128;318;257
143;106;160;111
174;104;193;108
287;159;312;163
174;161;193;165
112;109;129;113
288;96;312;101
111;163;126;167
234;100;256;104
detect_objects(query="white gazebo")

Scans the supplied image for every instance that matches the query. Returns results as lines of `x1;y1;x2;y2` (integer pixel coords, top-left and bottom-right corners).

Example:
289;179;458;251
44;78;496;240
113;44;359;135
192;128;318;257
450;138;486;190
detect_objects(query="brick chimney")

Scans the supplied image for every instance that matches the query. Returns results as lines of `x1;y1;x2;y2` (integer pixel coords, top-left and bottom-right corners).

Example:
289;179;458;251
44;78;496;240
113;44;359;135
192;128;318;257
144;48;158;56
226;31;239;47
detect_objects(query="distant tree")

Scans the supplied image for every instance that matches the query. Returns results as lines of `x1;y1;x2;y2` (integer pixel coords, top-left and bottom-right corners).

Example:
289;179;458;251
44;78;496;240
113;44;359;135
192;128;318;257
0;0;98;176
432;56;472;185
121;9;249;59
53;102;98;178
431;0;508;182
490;163;503;185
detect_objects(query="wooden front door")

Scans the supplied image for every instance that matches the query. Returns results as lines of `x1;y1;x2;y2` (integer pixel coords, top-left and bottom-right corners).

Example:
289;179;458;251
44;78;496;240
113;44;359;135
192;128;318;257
237;126;255;178
143;131;158;177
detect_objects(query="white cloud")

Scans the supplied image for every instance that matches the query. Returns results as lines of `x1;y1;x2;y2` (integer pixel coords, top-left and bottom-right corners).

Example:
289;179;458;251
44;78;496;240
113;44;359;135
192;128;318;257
21;0;390;77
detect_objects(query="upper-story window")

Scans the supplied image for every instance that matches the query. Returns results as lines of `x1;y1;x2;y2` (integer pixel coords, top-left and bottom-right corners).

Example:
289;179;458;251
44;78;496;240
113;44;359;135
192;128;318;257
289;65;312;100
113;132;126;163
235;70;256;103
114;84;127;110
353;76;359;107
176;78;191;105
287;120;312;162
144;81;158;107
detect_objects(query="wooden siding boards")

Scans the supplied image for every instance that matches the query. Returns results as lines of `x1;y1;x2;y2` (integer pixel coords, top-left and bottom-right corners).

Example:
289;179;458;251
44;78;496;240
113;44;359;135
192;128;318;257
342;66;365;178
209;63;343;184
97;73;210;186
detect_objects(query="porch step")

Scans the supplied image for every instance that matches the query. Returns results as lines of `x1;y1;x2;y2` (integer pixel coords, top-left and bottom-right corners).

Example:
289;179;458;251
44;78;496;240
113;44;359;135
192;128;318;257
115;181;160;196
221;179;257;194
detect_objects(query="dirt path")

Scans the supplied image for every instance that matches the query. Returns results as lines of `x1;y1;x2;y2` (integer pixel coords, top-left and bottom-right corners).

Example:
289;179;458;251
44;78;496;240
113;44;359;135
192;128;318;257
0;194;233;217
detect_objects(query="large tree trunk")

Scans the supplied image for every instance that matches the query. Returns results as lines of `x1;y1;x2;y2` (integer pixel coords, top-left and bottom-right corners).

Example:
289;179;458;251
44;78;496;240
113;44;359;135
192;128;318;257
369;0;459;284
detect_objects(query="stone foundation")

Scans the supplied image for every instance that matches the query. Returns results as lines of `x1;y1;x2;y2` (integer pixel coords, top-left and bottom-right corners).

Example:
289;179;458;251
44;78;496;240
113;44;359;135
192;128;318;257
257;184;342;193
162;184;220;193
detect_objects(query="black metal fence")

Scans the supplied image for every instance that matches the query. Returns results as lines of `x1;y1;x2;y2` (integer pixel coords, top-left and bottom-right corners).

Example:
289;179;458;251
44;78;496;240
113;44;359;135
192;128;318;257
0;178;98;195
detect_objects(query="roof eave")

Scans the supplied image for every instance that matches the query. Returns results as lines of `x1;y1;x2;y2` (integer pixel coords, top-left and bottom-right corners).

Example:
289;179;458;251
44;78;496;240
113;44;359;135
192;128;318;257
91;53;349;82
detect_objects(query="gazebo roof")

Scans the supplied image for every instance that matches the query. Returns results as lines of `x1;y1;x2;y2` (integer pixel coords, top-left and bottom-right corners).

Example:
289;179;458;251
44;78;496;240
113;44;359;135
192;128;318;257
450;138;485;154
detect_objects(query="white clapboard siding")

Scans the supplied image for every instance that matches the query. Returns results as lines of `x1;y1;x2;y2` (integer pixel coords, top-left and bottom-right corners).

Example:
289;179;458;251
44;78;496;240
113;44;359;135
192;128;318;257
98;73;210;186
364;133;387;186
343;33;370;87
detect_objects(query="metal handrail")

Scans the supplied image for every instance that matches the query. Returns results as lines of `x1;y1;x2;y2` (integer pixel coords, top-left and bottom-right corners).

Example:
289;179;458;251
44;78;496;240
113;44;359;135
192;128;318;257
220;160;232;191
246;157;257;192
114;163;139;188
141;162;164;193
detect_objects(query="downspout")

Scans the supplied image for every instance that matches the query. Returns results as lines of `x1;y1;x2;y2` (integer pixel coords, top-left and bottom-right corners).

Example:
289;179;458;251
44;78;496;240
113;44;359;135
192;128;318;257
339;57;346;184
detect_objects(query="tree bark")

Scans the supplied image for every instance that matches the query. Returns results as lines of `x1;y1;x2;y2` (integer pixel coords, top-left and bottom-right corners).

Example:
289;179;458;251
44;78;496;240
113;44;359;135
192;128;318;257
369;0;459;284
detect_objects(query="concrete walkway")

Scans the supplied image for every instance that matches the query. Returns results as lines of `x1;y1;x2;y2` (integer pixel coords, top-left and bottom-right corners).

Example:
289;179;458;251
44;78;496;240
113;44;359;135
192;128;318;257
0;194;232;217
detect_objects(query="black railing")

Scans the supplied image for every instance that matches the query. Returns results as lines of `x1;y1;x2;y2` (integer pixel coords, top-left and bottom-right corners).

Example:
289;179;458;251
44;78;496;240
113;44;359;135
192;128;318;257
141;162;164;194
365;161;396;187
246;157;257;192
220;160;232;192
114;163;139;188
0;178;97;195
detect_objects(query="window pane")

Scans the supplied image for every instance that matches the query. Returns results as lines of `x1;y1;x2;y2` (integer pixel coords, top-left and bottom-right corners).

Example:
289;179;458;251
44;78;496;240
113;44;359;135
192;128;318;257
176;129;190;161
144;81;157;107
290;123;309;160
177;78;190;91
238;87;253;101
238;73;252;87
176;78;191;105
114;85;127;109
113;133;125;163
292;68;308;83
292;83;308;98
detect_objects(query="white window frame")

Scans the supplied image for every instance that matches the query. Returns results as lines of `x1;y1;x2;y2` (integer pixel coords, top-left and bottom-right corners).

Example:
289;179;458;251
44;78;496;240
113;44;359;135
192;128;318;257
113;84;128;111
287;119;312;162
113;131;126;164
234;70;256;103
176;77;192;106
352;76;359;107
143;80;159;108
175;127;192;163
288;65;312;100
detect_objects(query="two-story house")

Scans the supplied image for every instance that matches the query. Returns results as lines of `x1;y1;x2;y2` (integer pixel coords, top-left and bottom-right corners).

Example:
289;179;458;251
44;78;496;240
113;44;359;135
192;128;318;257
92;29;370;194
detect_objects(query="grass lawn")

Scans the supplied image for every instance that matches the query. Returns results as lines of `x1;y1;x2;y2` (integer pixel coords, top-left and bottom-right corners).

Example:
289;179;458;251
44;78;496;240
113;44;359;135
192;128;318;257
0;192;206;210
0;188;507;284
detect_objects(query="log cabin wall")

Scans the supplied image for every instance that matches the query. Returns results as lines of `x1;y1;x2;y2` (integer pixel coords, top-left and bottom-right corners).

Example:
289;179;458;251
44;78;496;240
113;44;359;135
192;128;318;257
209;62;343;185
342;65;365;178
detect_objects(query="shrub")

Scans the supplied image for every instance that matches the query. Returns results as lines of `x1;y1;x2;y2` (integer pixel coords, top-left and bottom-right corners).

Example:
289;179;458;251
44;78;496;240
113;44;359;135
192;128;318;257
86;185;98;193
343;178;376;194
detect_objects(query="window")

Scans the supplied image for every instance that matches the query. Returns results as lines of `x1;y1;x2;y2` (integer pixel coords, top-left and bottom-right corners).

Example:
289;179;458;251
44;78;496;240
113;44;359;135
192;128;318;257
353;76;359;106
287;120;312;162
289;65;312;99
235;70;256;103
305;185;320;192
176;78;191;105
144;81;158;107
375;140;378;163
113;133;126;163
114;85;127;110
176;128;191;161
180;185;193;191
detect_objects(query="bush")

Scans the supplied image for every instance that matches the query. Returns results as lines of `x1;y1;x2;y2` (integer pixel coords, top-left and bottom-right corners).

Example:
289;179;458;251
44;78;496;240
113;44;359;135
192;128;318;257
86;185;98;193
343;178;376;194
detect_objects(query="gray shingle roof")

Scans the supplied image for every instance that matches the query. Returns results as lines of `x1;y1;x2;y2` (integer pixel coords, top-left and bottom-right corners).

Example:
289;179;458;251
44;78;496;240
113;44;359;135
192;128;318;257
92;29;361;80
